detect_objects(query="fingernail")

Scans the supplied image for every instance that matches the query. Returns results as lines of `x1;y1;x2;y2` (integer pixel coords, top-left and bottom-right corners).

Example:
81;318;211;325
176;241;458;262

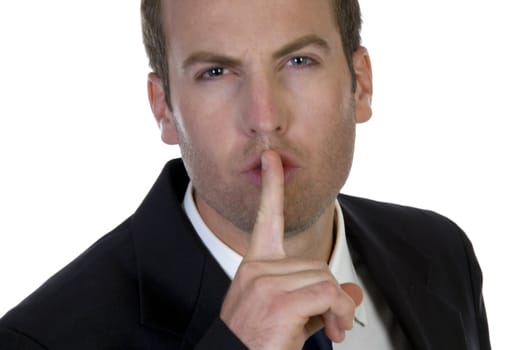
261;153;268;171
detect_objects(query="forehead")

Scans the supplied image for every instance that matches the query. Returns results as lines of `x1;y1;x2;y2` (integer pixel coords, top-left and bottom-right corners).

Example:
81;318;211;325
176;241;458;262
161;0;340;61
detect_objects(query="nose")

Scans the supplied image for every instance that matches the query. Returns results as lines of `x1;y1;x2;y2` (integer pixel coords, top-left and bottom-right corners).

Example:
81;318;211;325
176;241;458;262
239;74;290;138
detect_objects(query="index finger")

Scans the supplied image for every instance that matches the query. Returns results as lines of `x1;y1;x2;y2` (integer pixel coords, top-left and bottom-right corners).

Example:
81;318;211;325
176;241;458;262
246;150;286;260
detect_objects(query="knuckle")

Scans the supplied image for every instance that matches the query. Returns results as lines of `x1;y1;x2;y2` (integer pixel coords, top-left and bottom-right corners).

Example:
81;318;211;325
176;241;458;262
237;261;260;279
236;261;250;276
234;262;260;289
345;317;355;330
311;260;328;271
320;280;339;298
339;311;355;330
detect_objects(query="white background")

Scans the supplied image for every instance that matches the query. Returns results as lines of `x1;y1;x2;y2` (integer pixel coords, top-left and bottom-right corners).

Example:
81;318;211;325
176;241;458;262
0;1;524;348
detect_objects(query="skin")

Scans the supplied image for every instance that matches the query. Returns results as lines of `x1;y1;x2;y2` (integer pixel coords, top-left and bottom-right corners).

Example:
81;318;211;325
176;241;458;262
147;0;373;348
222;150;364;348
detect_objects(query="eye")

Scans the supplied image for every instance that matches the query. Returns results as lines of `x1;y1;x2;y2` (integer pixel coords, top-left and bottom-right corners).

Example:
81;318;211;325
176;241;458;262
199;67;229;80
287;56;314;67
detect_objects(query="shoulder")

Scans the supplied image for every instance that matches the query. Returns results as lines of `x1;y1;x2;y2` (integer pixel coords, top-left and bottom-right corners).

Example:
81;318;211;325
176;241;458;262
337;196;490;349
338;194;484;300
0;219;141;348
338;194;464;235
337;194;474;263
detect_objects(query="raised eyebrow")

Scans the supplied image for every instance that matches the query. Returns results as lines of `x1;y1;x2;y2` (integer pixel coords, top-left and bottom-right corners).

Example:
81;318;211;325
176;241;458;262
272;35;330;60
182;52;242;70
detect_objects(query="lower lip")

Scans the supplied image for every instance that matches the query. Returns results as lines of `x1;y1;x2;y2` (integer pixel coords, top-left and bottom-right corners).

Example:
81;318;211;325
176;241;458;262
242;166;298;187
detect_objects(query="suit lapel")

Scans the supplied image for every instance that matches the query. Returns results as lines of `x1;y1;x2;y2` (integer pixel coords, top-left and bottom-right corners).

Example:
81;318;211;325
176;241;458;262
130;159;231;348
340;197;468;350
177;254;231;349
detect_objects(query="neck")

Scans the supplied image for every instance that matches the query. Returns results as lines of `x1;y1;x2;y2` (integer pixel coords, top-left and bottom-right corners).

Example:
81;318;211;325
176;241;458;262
194;193;336;263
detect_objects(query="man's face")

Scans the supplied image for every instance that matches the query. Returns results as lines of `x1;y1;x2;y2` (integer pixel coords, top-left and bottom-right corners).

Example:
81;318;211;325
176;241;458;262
154;0;371;235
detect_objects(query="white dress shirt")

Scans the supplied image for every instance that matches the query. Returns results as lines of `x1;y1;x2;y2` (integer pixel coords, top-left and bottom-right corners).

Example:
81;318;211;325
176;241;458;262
183;183;410;349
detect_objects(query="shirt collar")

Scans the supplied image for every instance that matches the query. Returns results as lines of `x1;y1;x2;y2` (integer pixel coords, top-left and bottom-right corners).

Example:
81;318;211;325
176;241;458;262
331;199;367;326
183;183;242;279
183;183;367;325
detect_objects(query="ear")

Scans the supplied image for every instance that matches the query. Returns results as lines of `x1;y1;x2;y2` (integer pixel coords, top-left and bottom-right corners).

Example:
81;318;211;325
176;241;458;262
147;72;179;145
352;47;373;123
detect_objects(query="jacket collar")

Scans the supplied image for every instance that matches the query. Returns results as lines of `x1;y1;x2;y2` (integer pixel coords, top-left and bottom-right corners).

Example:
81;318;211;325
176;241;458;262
129;159;231;348
339;196;468;350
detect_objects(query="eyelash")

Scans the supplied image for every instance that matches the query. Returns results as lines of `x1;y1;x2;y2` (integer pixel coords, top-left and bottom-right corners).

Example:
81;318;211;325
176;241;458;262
199;67;228;80
197;56;317;80
286;56;315;67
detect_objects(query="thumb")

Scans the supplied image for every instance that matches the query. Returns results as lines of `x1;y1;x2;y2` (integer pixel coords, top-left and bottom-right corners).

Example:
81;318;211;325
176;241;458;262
341;283;364;307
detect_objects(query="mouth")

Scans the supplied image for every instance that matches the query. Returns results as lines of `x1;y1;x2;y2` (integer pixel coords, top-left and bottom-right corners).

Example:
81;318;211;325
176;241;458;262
240;153;300;187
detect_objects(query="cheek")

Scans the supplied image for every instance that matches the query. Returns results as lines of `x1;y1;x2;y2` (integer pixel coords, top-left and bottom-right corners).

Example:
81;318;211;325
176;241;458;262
293;77;353;135
174;84;222;139
172;91;240;173
301;79;356;170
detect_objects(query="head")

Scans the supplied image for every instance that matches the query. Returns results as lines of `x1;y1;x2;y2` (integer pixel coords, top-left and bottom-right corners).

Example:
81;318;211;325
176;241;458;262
142;0;364;112
141;0;372;240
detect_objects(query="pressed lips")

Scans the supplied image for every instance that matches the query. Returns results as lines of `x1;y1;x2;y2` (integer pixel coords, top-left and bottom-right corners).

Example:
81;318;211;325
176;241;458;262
240;153;300;187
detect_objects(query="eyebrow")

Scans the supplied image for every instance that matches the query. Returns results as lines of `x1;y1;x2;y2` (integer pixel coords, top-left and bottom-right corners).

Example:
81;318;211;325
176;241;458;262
272;35;330;60
182;52;242;71
182;34;330;70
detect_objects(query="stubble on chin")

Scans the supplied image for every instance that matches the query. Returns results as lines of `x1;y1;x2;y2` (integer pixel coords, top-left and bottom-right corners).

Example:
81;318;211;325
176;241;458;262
178;99;356;239
193;164;345;239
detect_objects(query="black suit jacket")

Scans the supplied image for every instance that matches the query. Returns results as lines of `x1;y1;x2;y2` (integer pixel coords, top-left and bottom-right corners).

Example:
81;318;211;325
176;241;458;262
0;159;490;349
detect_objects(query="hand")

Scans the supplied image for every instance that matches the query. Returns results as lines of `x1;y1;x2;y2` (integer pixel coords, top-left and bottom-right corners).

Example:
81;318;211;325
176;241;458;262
220;150;363;350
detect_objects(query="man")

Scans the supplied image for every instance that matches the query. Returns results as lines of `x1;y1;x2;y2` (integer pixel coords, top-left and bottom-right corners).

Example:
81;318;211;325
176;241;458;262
0;0;490;349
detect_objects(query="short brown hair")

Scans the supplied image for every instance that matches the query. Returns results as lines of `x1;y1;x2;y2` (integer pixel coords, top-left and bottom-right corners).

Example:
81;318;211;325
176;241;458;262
141;0;362;110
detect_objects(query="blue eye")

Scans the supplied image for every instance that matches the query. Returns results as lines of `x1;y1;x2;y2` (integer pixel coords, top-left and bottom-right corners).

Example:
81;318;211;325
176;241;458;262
198;67;229;80
288;56;312;66
205;67;224;77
